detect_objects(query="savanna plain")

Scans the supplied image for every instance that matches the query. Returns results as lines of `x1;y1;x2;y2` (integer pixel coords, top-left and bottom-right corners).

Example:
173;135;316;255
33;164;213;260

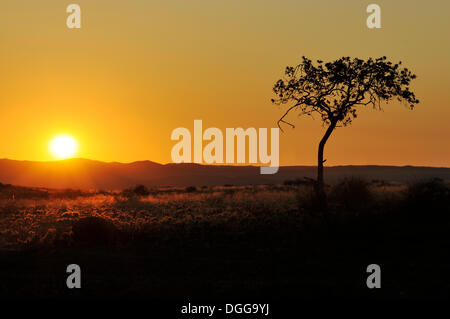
0;178;449;299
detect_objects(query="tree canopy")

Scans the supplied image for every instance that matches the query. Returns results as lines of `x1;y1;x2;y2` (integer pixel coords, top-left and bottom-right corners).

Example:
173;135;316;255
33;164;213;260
272;56;419;130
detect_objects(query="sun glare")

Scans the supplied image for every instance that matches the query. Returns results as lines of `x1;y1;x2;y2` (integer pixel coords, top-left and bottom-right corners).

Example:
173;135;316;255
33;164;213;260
49;135;78;159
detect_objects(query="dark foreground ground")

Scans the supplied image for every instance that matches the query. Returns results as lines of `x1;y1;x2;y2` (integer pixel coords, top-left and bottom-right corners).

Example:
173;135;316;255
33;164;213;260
0;178;449;300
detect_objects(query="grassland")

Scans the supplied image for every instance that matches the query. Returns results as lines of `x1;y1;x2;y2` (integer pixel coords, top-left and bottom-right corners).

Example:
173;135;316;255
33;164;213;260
0;179;449;299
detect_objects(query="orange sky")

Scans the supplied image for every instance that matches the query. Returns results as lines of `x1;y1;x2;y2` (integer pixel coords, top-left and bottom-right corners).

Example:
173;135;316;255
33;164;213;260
0;0;449;166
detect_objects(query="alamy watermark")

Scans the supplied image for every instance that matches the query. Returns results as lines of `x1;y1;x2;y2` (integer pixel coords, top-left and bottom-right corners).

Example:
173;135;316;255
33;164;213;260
366;264;381;289
66;4;381;30
66;4;81;29
367;4;381;29
66;264;81;289
170;120;279;174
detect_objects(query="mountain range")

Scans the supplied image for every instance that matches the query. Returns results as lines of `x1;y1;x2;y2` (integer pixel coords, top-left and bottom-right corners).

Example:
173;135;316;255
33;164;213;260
0;158;448;190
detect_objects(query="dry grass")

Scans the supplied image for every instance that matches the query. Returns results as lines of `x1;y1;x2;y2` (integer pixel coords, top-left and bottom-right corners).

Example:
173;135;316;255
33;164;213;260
0;185;300;249
1;180;448;251
0;179;449;299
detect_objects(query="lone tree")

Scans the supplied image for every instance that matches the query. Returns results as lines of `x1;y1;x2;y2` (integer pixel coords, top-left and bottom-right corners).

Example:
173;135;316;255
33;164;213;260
272;56;419;202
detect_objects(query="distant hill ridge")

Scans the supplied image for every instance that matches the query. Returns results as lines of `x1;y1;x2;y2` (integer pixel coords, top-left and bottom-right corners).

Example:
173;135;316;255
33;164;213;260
0;158;449;190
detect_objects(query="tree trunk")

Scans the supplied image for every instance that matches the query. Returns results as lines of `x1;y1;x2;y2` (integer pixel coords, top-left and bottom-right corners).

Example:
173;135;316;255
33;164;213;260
317;120;337;206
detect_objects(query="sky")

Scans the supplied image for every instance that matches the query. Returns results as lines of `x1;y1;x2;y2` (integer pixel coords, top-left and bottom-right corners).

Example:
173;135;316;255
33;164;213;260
0;0;449;166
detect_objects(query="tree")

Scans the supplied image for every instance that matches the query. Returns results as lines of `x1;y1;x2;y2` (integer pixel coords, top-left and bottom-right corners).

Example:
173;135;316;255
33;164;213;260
272;56;419;204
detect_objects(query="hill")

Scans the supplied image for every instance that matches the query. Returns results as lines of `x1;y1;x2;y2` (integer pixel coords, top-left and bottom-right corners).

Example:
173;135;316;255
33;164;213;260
0;158;449;189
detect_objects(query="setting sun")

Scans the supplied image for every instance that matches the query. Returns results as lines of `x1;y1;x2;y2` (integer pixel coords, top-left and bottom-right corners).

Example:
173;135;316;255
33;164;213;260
49;135;78;159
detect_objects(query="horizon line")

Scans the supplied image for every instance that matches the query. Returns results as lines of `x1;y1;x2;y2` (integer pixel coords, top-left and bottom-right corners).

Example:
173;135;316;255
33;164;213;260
0;157;449;169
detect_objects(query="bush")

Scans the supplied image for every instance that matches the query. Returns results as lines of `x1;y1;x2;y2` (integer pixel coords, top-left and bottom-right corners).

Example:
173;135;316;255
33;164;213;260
296;185;324;214
122;184;150;198
133;185;150;197
328;177;373;214
405;178;450;215
185;186;197;193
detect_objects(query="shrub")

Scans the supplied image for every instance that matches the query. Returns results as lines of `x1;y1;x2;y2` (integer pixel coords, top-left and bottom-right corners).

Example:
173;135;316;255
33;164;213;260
405;178;450;215
133;184;150;197
185;186;197;193
122;184;150;198
328;177;373;214
296;185;323;214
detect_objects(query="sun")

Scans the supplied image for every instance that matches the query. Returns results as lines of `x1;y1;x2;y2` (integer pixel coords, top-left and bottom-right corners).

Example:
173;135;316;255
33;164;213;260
49;135;78;159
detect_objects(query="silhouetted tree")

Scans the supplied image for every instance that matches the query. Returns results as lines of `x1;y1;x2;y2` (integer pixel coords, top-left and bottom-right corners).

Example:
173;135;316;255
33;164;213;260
272;56;419;205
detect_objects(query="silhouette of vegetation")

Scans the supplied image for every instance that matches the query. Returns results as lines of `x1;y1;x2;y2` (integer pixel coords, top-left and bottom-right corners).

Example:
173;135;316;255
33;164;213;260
283;178;311;186
405;178;450;215
328;177;373;214
0;179;449;299
185;186;197;193
122;184;150;198
133;184;150;197
272;56;419;204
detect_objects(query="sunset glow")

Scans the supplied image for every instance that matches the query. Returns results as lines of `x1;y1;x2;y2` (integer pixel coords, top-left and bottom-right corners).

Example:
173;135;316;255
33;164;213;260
1;0;449;166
